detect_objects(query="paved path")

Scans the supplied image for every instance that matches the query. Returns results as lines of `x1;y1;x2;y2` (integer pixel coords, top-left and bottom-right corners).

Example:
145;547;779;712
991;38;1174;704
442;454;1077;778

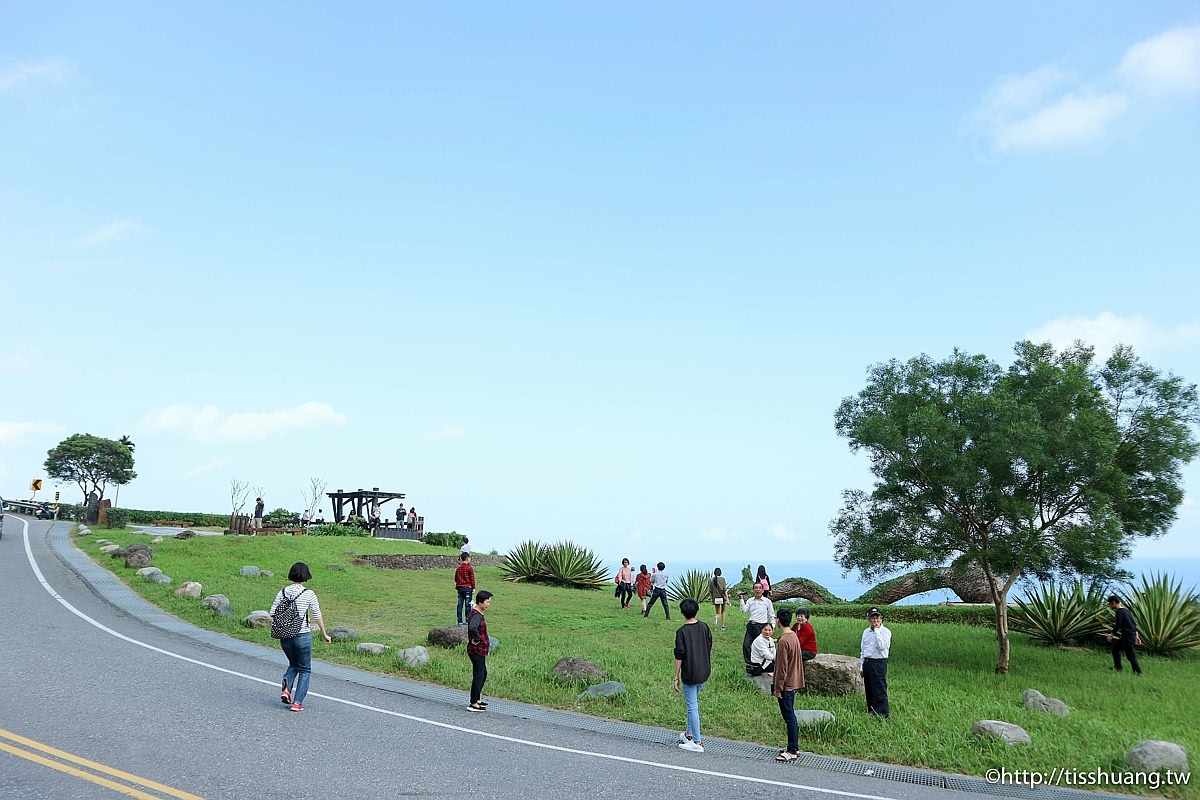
0;515;1109;800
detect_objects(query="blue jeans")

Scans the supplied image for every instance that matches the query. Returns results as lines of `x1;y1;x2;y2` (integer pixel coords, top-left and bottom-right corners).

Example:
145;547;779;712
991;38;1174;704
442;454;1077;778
457;587;474;624
777;688;798;754
682;681;704;743
281;632;313;705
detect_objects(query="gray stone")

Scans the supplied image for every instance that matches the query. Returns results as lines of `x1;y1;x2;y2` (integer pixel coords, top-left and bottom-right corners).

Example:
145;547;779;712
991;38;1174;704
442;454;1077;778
239;566;261;577
135;567;162;579
243;611;272;628
356;643;390;655
261;570;274;578
1126;740;1188;774
329;626;357;642
213;604;234;617
577;681;626;700
1022;689;1069;716
124;545;154;569
796;710;836;727
201;594;231;611
804;653;866;697
109;548;127;558
397;646;431;668
327;564;346;571
99;544;120;553
174;530;196;539
151;536;164;543
428;626;468;648
173;581;202;598
972;720;1031;745
78;528;92;535
743;672;775;695
551;657;606;683
146;573;173;585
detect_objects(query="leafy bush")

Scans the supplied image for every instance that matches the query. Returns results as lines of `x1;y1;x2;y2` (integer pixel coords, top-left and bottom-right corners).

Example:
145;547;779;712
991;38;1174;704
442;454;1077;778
1121;572;1200;657
669;569;716;602
1011;580;1108;645
264;507;297;525
57;503;83;522
118;508;231;527
307;524;370;538
104;508;130;529
499;540;608;589
769;602;996;627
423;531;466;549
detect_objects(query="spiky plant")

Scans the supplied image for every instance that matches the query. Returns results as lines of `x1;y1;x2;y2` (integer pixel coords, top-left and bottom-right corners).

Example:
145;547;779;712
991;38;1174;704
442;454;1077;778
1121;572;1200;657
498;540;548;583
669;569;717;603
1011;579;1109;645
538;540;609;590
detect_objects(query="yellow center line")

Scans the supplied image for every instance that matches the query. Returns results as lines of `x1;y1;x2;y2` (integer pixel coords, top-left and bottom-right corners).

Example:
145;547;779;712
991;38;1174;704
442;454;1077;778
0;728;205;800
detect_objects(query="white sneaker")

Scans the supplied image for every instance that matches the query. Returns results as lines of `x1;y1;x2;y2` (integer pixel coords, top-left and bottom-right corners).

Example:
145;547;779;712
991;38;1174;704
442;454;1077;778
677;731;692;743
678;740;704;753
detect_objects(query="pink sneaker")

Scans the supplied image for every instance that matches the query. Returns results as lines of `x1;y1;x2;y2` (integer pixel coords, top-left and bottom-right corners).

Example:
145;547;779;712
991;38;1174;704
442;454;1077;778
289;703;304;712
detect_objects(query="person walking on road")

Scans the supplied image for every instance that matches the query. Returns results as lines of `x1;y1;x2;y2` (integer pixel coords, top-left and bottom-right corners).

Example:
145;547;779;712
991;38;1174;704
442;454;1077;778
466;590;493;712
673;598;712;753
455;553;476;625
1105;595;1142;675
739;582;775;670
644;562;670;619
772;608;805;762
635;564;652;614
271;562;332;712
860;607;891;718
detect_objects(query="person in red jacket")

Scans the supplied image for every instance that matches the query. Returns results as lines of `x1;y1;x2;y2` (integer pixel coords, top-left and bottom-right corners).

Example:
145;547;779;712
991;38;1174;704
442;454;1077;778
791;607;818;661
455;553;476;626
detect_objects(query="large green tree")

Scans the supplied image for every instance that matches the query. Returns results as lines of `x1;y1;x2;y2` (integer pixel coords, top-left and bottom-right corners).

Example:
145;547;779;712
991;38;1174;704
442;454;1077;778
44;434;137;503
831;342;1199;673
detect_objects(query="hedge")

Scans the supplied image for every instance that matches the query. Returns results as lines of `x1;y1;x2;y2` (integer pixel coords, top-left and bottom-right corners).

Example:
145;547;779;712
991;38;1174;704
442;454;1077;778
115;508;232;527
773;600;998;627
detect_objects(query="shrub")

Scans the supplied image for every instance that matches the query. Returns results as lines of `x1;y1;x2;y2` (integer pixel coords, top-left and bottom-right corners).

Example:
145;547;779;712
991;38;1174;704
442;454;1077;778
264;507;296;525
499;540;608;590
104;508;130;529
307;524;370;537
1011;579;1109;645
57;503;83;522
423;531;466;549
669;569;716;602
1121;572;1200;657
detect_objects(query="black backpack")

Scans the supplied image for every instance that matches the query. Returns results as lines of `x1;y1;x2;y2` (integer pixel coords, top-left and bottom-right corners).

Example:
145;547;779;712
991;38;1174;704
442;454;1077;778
270;588;310;640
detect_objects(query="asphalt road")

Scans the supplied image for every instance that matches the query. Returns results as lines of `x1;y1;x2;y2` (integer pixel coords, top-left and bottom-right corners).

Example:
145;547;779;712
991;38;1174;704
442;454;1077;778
0;515;1046;800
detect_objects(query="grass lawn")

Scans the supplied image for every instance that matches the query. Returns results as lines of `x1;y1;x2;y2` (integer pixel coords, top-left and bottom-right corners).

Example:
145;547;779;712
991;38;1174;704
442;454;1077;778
82;531;1197;797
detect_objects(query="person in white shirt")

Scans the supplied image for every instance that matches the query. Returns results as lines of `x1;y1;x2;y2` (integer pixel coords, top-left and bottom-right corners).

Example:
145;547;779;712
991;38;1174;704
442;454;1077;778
749;622;776;674
460;537;470;556
739;582;776;670
860;607;892;718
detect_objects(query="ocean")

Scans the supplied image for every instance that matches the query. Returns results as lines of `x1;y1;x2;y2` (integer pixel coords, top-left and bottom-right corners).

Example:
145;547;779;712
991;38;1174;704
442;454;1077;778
607;557;1200;605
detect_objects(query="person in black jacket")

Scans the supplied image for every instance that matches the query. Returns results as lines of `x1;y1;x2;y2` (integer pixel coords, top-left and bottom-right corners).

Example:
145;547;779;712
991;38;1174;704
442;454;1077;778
673;598;712;753
1105;595;1142;675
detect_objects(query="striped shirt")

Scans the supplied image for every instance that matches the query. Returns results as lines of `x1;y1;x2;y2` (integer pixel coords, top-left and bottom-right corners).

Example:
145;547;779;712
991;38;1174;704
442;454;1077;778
270;584;323;635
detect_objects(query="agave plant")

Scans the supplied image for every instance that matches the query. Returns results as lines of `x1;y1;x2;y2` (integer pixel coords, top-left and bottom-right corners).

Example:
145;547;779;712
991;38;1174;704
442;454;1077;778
1011;579;1109;645
538;540;609;590
669;569;716;603
1121;572;1200;657
498;540;548;583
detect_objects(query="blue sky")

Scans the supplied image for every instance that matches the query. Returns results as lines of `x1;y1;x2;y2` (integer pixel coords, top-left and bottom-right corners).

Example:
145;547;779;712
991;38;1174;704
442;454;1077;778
2;3;1199;564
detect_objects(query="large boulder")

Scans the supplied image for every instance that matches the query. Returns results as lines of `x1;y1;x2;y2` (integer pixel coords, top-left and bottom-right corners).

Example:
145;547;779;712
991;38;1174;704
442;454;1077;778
1022;689;1069;716
356;643;390;656
804;654;865;697
239;566;261;577
1126;741;1188;774
174;581;203;598
972;720;1031;745
124;545;154;569
428;626;468;648
578;681;626;700
243;611;272;629
329;627;358;642
551;657;606;683
397;646;431;668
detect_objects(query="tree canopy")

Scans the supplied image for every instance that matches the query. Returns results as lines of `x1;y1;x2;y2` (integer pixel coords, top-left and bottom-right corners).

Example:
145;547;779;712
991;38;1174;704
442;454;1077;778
831;342;1199;673
44;434;137;502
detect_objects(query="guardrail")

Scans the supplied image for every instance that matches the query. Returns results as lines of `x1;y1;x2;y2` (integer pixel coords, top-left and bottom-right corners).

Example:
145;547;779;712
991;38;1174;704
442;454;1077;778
2;500;54;516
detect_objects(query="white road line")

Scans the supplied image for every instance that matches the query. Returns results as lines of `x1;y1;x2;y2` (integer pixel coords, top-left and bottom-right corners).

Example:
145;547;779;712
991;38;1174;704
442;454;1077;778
19;518;904;800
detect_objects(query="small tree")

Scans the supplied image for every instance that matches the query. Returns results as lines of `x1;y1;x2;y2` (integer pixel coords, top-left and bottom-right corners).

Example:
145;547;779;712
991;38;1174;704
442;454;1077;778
229;478;251;528
44;434;137;503
301;477;327;520
831;342;1199;673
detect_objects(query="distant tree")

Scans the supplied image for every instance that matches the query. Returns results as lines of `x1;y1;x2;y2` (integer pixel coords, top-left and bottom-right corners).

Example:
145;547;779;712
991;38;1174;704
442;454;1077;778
118;435;135;452
44;434;137;503
229;478;251;519
831;342;1199;673
301;477;327;520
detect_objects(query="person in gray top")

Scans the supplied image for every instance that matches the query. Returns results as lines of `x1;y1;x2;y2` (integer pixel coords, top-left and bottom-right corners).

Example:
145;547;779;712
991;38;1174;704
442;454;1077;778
644;562;670;620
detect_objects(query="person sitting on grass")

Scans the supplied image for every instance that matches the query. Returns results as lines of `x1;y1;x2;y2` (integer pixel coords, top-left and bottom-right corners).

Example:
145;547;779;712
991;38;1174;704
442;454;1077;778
750;622;776;675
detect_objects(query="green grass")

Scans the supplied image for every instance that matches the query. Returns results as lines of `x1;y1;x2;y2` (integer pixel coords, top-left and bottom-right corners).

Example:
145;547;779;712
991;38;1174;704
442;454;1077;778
83;532;1198;797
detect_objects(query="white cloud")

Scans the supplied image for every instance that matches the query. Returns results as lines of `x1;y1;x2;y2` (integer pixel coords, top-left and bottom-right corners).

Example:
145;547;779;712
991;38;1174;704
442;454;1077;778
978;66;1068;122
0;57;69;92
424;425;466;441
80;220;142;246
142;402;347;443
994;91;1128;150
1118;26;1200;96
0;347;39;374
181;458;230;479
769;524;797;542
0;420;64;447
1025;312;1200;355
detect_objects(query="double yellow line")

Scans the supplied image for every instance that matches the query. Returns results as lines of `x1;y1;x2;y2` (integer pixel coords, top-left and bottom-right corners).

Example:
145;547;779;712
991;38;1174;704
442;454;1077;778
0;728;204;799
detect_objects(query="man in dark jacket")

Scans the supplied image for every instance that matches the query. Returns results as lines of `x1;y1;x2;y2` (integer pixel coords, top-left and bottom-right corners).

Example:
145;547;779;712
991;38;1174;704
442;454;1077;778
1106;595;1142;675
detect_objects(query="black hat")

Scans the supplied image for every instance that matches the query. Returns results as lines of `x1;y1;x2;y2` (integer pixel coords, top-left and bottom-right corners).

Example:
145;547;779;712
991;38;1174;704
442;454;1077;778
1107;595;1121;604
797;607;810;618
867;607;882;618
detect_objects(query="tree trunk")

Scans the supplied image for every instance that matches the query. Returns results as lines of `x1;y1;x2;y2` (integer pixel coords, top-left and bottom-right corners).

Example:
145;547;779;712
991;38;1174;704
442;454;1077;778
994;592;1011;674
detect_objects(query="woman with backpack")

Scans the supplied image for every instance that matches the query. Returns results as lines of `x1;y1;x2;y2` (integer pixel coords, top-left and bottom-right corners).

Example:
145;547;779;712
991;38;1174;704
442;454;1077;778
270;562;332;712
756;565;771;598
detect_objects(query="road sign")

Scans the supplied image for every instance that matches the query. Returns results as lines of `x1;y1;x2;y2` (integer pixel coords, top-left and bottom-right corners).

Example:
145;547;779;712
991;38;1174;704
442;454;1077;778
30;479;43;492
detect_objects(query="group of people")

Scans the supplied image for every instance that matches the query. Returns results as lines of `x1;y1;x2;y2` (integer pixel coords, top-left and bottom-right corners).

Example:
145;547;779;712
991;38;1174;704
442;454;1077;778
614;560;673;617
